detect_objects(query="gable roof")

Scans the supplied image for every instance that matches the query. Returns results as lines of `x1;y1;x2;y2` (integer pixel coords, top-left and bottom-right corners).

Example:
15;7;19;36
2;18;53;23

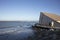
41;12;60;23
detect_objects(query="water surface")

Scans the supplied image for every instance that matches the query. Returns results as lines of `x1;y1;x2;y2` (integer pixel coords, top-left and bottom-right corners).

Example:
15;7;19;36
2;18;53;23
0;21;60;40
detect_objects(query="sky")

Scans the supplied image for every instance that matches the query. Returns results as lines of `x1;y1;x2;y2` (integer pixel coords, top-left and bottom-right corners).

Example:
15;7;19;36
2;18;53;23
0;0;60;21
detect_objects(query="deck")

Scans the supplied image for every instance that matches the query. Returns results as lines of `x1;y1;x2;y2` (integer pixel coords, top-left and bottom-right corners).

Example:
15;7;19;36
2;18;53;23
32;24;60;30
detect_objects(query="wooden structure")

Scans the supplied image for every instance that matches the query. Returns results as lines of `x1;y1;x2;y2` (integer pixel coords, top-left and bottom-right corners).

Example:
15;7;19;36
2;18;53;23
33;12;60;30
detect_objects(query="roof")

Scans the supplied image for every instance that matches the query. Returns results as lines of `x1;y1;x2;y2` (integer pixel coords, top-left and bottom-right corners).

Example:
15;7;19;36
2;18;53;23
41;12;60;23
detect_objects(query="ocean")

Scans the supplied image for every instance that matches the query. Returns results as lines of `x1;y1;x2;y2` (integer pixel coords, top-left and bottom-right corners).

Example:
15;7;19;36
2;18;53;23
0;21;60;40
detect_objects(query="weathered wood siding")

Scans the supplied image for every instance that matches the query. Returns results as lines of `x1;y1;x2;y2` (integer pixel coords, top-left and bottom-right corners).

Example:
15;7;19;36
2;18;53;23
39;12;60;27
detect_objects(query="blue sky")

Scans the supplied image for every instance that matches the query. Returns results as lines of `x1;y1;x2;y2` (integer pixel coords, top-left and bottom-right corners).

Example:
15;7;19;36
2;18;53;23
0;0;60;21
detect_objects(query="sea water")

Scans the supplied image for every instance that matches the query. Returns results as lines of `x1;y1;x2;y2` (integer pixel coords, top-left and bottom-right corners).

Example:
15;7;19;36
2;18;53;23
0;21;60;40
